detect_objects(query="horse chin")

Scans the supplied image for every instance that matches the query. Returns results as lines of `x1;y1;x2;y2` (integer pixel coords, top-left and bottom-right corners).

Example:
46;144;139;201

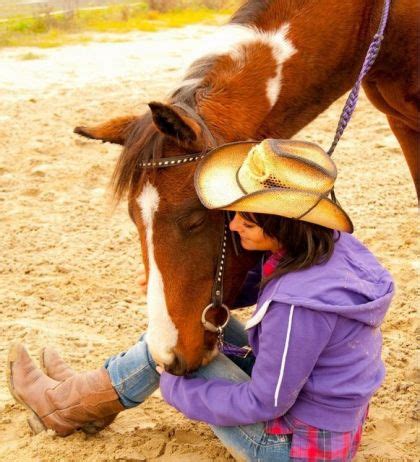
164;354;188;376
201;345;219;367
163;346;218;376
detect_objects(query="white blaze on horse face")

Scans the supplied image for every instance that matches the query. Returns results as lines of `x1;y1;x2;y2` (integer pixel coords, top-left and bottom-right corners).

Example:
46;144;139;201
137;181;178;365
182;23;296;108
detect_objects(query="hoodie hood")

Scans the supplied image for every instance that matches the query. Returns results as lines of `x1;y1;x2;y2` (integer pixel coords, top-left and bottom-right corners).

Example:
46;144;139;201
266;233;394;327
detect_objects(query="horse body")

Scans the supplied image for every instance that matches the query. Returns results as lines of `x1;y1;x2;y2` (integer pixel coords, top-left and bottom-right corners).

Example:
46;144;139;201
76;0;419;374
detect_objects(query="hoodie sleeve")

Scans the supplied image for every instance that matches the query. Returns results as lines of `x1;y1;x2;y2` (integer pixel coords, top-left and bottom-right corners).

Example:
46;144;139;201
160;303;336;426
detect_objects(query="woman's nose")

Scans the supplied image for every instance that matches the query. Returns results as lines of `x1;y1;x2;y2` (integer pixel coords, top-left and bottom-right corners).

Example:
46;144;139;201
229;212;241;232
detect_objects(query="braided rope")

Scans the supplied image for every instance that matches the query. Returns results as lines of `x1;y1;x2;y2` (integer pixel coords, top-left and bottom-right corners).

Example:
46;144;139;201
327;0;391;157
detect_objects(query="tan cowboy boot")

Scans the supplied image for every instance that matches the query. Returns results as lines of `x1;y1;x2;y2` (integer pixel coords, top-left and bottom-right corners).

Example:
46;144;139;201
40;346;117;434
7;343;124;437
40;346;76;382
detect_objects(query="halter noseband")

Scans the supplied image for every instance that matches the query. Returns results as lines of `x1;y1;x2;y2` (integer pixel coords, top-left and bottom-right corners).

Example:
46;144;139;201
137;104;231;336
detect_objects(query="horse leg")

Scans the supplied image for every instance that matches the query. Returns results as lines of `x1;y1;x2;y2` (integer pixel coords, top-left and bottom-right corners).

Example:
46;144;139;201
364;82;419;203
386;115;420;203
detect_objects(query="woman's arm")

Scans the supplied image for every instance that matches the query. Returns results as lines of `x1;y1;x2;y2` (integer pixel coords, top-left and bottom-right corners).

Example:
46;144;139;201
160;303;336;426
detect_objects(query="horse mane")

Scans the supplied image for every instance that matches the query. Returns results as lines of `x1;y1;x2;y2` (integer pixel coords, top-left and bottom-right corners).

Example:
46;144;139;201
111;112;160;203
231;0;312;26
231;0;273;24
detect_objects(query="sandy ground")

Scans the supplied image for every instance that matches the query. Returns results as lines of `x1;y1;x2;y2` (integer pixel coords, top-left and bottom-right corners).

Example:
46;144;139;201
0;25;418;462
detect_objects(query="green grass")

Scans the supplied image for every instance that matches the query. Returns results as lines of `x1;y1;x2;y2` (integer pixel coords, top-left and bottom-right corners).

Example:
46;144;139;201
0;5;232;48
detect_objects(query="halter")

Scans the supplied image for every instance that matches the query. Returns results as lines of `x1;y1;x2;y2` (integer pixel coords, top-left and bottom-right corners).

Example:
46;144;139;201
138;103;231;337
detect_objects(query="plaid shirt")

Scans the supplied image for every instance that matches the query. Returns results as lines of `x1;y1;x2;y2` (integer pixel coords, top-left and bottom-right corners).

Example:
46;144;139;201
266;412;366;462
262;252;367;462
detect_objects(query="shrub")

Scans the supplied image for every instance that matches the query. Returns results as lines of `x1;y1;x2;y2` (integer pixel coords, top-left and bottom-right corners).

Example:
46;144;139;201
201;0;226;9
146;0;181;12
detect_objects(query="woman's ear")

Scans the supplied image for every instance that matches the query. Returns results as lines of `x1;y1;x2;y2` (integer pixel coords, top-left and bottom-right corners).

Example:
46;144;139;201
148;102;206;150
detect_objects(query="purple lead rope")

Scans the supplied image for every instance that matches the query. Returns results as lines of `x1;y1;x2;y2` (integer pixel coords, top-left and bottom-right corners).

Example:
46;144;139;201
220;1;391;359
221;342;253;358
327;0;391;157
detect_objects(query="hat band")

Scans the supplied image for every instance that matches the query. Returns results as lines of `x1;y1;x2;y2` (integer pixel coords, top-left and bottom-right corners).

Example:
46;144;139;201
295;195;324;221
235;167;250;195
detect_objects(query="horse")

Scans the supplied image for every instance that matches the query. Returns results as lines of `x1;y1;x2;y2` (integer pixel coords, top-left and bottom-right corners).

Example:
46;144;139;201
74;0;419;375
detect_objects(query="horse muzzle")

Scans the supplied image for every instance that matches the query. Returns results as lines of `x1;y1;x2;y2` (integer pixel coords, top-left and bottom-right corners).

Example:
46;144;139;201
163;345;219;376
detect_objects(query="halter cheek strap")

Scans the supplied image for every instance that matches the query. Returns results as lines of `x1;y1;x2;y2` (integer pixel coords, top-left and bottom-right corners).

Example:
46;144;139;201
201;215;231;335
136;129;231;335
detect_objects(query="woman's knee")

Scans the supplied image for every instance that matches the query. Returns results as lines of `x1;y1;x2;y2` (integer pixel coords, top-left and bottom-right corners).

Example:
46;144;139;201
193;354;250;382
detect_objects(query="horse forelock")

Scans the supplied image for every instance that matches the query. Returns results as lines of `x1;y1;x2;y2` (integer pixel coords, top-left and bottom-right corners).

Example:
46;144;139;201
111;112;164;204
111;87;216;205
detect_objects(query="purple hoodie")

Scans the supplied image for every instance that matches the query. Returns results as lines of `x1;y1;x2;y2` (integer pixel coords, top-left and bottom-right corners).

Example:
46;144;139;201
160;233;394;432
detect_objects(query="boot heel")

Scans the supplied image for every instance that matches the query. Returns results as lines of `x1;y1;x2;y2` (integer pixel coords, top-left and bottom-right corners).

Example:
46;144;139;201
27;413;46;434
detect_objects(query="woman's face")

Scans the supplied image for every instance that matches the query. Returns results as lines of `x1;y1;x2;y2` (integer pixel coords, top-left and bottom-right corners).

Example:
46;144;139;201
229;213;281;252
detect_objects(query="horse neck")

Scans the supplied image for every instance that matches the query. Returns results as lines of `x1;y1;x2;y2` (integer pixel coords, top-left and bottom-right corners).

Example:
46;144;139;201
252;0;382;138
193;0;383;143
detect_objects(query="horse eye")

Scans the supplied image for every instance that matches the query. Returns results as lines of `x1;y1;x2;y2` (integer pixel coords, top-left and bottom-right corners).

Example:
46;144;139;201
187;215;206;231
177;212;206;233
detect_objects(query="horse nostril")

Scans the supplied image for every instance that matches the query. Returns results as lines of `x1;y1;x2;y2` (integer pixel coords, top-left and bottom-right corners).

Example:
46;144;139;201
165;353;189;376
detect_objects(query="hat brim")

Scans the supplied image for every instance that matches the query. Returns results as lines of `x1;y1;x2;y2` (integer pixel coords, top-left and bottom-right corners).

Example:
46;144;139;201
195;141;353;233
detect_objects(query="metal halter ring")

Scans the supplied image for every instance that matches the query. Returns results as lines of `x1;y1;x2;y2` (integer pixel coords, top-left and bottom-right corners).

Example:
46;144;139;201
201;303;231;333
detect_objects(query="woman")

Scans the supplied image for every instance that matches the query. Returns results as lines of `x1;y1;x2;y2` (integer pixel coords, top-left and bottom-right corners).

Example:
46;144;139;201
8;139;394;461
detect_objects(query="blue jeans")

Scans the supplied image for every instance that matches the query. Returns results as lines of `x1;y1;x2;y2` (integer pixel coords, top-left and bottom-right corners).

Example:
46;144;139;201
105;316;290;462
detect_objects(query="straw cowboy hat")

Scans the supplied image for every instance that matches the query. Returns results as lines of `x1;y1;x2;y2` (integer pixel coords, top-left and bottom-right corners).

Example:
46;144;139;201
195;138;353;233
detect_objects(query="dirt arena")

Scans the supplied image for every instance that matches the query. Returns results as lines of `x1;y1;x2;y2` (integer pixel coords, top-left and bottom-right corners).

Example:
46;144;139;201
0;25;418;461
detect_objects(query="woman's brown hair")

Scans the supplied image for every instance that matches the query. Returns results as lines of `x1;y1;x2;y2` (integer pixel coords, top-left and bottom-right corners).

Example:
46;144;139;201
239;212;339;287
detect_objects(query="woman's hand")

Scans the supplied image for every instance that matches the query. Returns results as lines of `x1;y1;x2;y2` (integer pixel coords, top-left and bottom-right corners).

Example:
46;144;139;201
137;264;147;295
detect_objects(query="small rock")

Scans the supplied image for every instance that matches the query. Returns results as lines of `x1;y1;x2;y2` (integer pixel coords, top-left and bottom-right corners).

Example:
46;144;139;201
56;264;72;273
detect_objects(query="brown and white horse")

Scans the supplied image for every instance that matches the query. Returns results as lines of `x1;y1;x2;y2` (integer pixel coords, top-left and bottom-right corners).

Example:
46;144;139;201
75;0;419;374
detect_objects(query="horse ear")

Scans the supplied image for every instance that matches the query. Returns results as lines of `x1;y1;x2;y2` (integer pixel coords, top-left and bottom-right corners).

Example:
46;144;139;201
148;102;204;148
74;115;138;145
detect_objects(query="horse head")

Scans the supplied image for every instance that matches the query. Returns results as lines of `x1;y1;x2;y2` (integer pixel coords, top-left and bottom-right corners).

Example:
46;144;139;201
74;20;298;373
75;102;260;375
